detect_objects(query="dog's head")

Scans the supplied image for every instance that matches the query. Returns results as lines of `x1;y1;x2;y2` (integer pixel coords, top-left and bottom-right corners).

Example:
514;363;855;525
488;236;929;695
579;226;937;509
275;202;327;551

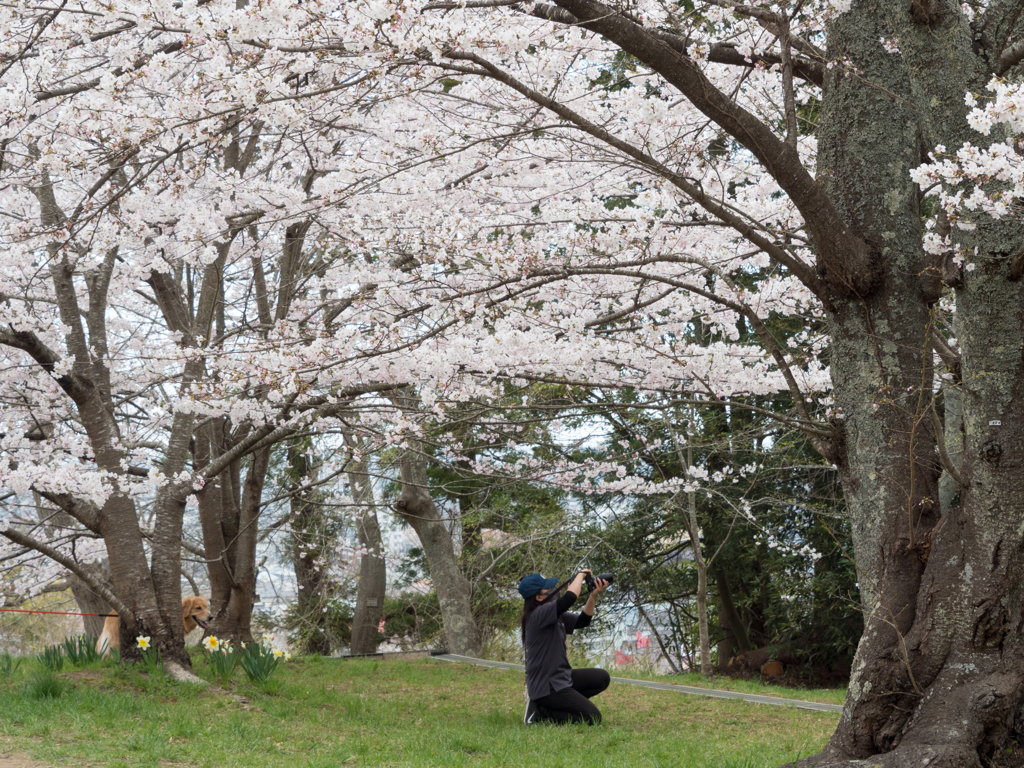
183;596;212;633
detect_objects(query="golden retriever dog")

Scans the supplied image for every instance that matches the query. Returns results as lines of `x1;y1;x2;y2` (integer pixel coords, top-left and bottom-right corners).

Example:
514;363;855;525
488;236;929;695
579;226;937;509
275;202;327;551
96;596;211;656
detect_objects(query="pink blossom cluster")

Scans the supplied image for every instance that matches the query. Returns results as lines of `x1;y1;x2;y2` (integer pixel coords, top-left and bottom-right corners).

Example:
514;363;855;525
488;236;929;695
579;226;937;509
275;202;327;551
0;0;836;591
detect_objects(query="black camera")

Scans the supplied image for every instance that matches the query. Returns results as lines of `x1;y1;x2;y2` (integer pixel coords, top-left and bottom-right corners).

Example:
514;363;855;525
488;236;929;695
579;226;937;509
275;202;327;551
583;573;614;591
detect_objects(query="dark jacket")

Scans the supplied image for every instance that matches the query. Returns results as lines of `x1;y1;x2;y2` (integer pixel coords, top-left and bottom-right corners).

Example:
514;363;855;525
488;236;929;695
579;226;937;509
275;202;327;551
524;590;592;700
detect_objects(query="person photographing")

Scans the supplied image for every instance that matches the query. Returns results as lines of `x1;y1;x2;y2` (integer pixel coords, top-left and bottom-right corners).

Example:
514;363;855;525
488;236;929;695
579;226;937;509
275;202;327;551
519;569;612;725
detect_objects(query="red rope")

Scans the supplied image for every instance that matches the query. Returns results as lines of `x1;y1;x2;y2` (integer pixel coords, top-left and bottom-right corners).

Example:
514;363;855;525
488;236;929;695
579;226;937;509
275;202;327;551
0;608;116;617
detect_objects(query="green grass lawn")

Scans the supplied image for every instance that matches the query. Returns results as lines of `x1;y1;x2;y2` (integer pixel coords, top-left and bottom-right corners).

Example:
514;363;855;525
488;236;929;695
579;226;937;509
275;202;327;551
0;654;840;768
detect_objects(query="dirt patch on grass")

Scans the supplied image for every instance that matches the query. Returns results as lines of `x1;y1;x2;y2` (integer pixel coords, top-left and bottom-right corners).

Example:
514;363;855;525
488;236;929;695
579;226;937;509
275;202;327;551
62;670;105;684
0;754;55;768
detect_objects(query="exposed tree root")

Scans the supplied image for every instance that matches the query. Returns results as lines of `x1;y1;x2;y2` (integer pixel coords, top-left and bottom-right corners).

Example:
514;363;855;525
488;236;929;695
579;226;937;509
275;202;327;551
163;659;206;685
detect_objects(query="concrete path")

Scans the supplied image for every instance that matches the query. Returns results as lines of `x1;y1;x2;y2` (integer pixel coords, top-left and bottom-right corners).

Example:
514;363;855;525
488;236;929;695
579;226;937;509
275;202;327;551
432;653;844;714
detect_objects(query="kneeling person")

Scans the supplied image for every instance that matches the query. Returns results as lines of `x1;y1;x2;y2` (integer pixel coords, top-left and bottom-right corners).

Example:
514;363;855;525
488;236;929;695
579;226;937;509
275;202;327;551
519;570;610;725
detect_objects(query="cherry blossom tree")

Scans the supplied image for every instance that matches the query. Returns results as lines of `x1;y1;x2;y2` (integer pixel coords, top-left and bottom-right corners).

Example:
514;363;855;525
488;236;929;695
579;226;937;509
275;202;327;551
294;2;1016;764
3;0;1024;762
294;2;1021;764
0;0;396;672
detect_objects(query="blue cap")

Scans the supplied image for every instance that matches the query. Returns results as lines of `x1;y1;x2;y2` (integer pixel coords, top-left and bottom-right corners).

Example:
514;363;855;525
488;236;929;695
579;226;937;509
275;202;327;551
519;573;558;599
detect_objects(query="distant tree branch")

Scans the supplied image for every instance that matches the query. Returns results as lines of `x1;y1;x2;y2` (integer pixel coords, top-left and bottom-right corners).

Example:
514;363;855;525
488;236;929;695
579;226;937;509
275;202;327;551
0;526;129;617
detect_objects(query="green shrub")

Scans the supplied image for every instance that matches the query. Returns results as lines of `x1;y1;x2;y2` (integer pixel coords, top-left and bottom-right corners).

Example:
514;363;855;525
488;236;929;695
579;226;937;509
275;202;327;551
283;598;351;655
382;591;443;647
25;670;70;699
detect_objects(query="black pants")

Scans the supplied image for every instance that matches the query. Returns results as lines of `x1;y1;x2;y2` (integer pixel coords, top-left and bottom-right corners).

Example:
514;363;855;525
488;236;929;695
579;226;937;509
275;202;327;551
534;668;610;725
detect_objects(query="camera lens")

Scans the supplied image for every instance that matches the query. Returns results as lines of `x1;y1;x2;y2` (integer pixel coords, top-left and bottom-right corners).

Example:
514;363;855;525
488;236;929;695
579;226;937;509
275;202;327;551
584;573;614;590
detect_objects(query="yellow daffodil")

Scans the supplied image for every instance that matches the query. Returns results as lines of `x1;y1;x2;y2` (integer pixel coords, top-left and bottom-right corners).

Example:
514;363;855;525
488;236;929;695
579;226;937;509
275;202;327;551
203;635;220;652
273;649;284;658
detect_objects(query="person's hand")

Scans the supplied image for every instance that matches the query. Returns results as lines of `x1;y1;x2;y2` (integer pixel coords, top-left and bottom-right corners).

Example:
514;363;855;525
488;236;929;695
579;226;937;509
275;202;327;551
590;577;609;596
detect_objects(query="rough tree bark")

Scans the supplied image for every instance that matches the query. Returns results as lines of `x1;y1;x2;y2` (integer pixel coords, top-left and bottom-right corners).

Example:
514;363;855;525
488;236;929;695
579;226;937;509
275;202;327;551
796;2;1024;765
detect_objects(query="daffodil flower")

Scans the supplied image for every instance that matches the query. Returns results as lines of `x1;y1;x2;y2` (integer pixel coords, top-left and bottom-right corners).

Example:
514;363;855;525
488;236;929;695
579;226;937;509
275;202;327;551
203;635;220;651
273;649;284;658
136;636;151;650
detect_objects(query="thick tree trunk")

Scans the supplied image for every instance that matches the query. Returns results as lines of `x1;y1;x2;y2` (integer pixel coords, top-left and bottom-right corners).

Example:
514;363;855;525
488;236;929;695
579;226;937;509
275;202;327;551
391;391;482;657
286;443;333;655
195;426;268;645
218;444;267;645
790;0;1024;765
344;432;387;655
795;301;1024;768
714;568;752;656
